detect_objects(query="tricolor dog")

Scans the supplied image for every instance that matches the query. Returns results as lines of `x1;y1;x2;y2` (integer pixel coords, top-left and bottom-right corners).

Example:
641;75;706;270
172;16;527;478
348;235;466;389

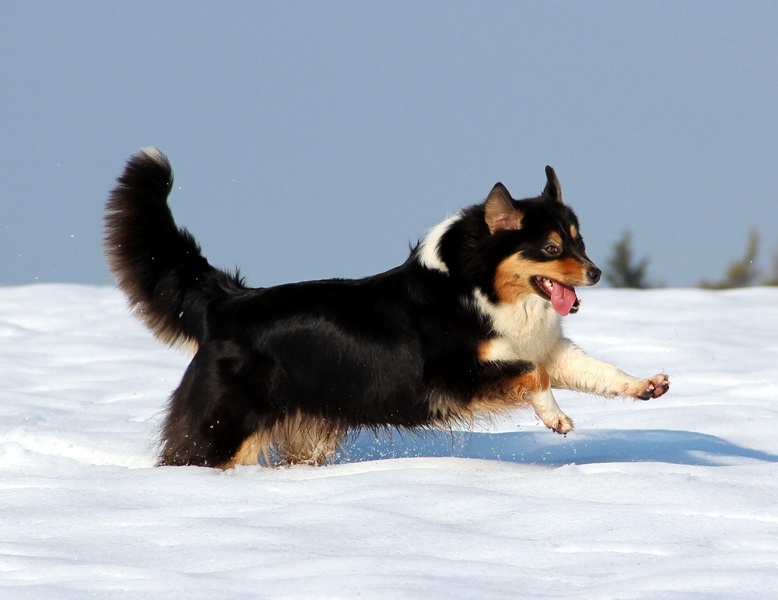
105;149;670;468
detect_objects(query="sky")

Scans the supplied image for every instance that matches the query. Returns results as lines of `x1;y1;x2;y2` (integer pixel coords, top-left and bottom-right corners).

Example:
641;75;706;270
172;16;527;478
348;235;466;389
2;1;777;288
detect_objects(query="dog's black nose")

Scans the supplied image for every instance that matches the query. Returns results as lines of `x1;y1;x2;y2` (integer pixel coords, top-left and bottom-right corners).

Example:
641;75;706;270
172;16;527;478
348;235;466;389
588;266;602;284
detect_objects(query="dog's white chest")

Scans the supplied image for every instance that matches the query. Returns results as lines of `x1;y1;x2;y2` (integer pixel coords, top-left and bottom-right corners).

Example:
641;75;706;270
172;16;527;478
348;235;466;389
473;290;562;363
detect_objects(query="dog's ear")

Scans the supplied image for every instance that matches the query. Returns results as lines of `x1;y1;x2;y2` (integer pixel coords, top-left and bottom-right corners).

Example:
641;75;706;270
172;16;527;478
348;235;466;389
542;166;564;204
485;183;523;233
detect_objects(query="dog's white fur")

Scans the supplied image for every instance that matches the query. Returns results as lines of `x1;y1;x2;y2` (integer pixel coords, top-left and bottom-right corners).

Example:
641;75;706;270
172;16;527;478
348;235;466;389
417;213;462;274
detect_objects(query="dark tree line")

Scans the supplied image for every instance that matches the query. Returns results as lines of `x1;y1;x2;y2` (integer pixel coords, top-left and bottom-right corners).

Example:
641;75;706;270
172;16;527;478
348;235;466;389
604;229;778;289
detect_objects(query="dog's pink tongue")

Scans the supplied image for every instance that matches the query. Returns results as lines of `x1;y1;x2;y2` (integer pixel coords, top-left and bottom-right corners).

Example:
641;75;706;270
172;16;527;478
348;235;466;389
551;282;578;317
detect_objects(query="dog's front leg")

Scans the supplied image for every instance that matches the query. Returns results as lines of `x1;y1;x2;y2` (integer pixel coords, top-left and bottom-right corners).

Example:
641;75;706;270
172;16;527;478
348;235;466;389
544;339;670;400
469;362;574;434
513;365;575;434
529;386;575;434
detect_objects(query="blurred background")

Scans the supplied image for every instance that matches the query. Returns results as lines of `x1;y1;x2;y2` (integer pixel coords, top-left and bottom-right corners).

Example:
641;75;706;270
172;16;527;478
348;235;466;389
2;1;776;288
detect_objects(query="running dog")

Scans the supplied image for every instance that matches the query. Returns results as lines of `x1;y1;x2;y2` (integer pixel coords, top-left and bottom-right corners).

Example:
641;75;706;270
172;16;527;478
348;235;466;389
105;148;670;468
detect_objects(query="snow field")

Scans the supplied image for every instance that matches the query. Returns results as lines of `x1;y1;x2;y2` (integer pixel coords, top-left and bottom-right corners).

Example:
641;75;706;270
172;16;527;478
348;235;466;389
1;285;777;599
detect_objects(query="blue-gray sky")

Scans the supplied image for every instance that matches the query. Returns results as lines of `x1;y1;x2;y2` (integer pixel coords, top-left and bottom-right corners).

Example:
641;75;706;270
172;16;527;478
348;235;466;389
2;2;776;288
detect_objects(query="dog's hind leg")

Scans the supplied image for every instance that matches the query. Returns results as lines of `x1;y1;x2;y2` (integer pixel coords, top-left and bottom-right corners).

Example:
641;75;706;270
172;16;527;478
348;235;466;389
222;413;344;468
157;341;279;468
272;413;344;466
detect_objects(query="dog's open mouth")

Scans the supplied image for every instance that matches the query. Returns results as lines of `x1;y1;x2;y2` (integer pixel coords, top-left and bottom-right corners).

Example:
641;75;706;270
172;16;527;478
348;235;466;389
533;276;580;316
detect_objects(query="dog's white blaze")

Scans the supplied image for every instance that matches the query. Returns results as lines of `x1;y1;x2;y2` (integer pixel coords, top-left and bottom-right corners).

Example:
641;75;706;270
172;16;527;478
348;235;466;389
416;213;462;274
472;290;562;363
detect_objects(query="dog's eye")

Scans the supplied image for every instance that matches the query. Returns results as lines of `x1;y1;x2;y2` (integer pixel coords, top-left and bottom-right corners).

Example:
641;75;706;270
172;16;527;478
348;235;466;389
544;245;561;255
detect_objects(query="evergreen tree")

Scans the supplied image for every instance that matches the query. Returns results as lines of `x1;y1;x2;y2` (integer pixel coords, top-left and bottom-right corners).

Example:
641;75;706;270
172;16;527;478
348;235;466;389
605;230;651;288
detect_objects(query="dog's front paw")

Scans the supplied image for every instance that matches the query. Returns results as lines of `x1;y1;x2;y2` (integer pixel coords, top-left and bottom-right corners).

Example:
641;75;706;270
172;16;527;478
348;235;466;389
632;374;670;400
548;412;575;435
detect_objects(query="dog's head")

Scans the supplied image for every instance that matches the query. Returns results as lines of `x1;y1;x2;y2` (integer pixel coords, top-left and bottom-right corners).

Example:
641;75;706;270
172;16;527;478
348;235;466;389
482;166;601;316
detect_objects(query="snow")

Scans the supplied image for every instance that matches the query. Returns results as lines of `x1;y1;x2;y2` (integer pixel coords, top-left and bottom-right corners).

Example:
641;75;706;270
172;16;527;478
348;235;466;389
1;284;777;599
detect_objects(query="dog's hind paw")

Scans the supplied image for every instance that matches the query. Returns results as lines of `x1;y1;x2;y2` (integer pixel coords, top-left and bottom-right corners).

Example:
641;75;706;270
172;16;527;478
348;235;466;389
632;374;670;401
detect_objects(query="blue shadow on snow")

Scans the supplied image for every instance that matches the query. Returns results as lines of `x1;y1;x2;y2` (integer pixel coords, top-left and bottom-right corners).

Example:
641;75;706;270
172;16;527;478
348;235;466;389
334;428;778;467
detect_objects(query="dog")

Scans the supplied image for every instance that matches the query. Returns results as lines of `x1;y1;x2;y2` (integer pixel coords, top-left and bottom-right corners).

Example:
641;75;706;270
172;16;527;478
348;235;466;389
105;148;670;468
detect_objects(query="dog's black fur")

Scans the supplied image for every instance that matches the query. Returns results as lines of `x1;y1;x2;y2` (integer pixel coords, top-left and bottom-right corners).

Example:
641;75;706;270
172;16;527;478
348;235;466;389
105;148;669;468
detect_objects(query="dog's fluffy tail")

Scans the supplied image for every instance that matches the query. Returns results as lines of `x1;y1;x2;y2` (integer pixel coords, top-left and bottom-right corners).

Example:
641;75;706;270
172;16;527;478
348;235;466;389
104;148;243;348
